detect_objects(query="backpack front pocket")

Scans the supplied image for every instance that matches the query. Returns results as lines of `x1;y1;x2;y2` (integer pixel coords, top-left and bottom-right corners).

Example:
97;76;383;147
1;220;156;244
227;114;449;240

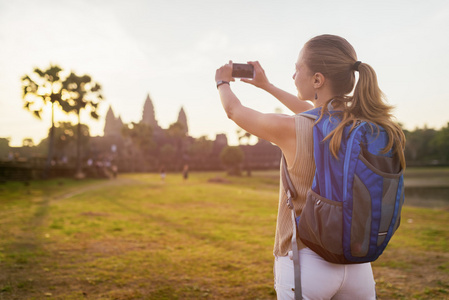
349;150;404;260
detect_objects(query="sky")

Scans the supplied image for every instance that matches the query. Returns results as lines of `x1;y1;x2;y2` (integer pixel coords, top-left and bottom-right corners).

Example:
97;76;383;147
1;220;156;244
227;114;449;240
1;0;448;147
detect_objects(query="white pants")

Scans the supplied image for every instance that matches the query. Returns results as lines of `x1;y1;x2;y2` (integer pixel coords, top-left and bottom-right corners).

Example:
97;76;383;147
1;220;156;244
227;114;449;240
274;248;376;300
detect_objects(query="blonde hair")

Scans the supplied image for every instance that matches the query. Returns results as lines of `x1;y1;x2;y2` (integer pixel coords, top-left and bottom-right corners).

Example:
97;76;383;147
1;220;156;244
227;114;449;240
303;34;406;168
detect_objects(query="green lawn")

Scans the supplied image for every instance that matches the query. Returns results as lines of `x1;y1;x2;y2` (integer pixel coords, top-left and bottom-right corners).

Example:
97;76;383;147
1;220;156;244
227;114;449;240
0;170;448;299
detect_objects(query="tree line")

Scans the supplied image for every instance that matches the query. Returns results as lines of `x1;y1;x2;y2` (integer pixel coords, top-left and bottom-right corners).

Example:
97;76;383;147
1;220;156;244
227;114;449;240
403;124;449;166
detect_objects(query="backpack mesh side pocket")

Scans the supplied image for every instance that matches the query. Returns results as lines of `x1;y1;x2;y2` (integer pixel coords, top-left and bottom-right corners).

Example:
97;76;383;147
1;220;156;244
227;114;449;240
298;190;346;263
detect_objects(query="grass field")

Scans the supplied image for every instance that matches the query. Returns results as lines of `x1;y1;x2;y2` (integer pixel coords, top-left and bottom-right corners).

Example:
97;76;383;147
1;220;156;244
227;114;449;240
0;169;448;299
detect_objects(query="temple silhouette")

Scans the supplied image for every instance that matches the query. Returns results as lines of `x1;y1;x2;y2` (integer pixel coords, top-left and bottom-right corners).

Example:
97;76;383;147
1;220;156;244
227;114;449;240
0;94;281;179
90;94;281;173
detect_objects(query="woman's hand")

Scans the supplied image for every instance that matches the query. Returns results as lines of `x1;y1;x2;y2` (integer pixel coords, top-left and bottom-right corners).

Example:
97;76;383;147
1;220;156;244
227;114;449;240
241;61;271;90
215;60;235;83
241;60;313;114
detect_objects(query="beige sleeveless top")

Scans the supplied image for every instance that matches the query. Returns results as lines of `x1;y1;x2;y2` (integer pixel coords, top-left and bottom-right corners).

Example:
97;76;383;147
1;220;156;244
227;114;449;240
273;115;316;256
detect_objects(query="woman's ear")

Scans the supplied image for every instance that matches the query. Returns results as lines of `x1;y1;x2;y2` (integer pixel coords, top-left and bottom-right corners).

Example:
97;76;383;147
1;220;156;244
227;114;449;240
313;72;325;89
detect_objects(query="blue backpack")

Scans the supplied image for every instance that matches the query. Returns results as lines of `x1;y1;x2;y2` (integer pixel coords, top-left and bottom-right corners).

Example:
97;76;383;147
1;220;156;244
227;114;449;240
283;106;405;265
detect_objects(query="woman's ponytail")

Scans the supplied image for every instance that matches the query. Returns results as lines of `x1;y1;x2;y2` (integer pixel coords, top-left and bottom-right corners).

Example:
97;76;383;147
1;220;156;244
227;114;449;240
349;62;406;168
304;35;406;169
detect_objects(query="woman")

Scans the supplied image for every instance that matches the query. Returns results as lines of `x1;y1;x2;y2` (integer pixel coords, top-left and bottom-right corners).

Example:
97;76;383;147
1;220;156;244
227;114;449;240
215;34;406;299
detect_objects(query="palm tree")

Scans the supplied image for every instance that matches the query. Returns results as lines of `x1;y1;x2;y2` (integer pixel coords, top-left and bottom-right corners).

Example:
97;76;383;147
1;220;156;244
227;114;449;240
21;65;65;178
53;122;90;162
62;72;104;178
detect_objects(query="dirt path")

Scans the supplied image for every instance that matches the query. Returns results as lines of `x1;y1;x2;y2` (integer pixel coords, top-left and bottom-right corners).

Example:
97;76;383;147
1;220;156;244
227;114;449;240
49;177;140;204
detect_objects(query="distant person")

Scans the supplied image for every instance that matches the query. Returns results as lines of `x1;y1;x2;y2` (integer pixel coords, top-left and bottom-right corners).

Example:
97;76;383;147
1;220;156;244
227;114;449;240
111;164;118;179
160;166;166;182
182;164;189;181
215;34;406;299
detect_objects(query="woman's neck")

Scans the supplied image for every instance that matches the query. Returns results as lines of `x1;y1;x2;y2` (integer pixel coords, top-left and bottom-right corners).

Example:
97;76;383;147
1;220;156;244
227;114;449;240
312;89;335;108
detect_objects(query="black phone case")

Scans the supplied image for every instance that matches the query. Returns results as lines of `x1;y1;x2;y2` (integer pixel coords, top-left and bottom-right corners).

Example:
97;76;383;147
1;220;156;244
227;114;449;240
232;64;254;78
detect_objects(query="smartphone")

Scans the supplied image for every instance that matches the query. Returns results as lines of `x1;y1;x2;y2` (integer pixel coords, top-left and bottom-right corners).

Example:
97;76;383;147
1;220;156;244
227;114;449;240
232;63;254;78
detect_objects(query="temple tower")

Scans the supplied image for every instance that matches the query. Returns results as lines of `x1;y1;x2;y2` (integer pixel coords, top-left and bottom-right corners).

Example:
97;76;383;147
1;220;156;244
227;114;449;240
104;106;123;136
142;94;159;129
177;106;188;136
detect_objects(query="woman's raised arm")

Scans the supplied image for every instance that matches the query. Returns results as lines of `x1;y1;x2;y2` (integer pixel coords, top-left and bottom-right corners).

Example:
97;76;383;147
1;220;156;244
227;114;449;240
215;61;296;156
241;61;313;114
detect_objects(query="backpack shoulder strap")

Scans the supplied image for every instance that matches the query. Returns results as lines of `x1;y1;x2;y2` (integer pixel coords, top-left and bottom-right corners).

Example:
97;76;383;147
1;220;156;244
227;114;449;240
281;155;303;300
299;107;321;120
